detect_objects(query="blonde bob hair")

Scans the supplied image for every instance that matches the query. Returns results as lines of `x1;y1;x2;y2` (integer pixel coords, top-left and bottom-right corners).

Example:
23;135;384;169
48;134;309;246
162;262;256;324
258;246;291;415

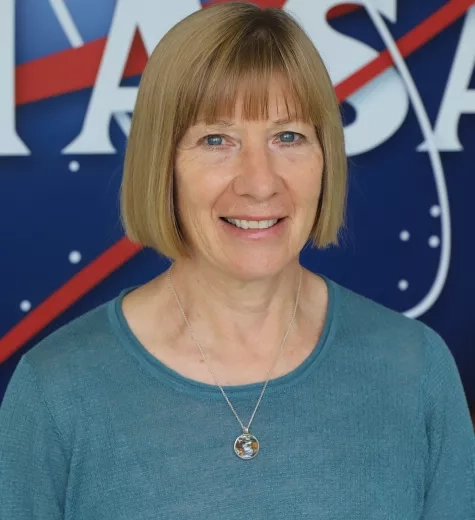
121;2;347;259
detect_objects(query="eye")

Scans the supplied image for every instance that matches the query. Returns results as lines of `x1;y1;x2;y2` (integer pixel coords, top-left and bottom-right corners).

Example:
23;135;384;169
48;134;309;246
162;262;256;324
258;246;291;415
277;131;303;145
205;135;224;147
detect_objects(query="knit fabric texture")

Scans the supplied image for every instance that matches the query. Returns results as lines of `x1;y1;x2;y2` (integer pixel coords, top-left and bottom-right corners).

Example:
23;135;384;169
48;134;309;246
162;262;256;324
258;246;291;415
1;278;474;519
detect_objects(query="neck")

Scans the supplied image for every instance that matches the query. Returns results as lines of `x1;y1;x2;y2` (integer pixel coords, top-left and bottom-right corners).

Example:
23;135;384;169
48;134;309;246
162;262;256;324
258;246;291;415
168;259;303;354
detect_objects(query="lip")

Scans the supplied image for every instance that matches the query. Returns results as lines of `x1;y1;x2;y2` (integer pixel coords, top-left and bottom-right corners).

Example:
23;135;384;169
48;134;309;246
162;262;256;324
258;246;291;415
219;216;287;239
220;216;285;221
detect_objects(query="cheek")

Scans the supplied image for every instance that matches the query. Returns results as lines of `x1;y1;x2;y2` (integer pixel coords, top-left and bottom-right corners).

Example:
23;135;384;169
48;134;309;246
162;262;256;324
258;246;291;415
305;148;324;192
299;175;323;217
283;153;324;206
174;159;231;222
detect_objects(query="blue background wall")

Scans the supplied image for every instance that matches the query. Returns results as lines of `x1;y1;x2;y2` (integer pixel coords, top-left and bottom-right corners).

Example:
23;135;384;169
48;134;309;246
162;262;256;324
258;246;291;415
1;0;474;406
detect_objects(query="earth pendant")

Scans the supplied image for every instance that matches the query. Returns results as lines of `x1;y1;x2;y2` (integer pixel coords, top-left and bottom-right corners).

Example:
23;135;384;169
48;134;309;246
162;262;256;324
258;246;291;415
234;432;259;460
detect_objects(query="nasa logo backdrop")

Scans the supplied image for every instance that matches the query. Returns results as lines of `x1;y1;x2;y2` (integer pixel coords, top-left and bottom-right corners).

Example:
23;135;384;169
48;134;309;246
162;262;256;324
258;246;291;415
1;0;474;404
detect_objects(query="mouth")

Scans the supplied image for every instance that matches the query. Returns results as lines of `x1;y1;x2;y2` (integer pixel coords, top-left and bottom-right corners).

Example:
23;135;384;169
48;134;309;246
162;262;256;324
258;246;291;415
220;217;284;230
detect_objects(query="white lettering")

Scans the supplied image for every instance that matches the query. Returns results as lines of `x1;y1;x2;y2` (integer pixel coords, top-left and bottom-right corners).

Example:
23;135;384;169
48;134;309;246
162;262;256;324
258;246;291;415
63;0;198;154
418;6;475;152
0;0;30;156
285;0;409;157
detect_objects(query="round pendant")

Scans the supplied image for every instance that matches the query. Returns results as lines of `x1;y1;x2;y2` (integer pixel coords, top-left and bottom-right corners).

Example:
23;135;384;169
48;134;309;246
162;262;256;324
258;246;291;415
234;432;259;460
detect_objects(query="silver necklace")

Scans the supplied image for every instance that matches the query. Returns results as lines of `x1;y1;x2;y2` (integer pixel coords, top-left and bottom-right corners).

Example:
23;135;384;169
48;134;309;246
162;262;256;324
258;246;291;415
167;266;302;460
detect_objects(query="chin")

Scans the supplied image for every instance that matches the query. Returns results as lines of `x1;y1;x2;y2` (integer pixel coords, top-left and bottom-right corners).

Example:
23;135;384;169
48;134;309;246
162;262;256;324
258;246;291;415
218;255;294;282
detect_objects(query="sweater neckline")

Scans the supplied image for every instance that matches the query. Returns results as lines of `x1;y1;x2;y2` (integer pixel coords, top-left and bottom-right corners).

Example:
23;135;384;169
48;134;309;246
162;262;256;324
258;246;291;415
108;275;338;399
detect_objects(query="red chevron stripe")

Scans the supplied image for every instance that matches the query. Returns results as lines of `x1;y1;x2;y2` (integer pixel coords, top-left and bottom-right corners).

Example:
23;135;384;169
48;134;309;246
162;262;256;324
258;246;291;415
15;3;359;106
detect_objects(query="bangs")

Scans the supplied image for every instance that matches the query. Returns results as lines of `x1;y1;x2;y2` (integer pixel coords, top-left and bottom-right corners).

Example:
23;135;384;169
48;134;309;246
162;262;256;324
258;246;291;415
174;23;324;139
195;69;310;126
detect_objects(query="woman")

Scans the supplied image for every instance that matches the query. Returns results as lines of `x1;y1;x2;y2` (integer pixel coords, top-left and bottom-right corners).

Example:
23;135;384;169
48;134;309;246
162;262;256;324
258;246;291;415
1;3;474;519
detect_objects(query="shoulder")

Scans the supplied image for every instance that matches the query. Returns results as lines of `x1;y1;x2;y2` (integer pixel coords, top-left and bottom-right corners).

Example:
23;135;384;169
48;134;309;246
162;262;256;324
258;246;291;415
327;278;449;373
330;278;435;339
5;294;134;451
326;279;468;421
22;295;123;386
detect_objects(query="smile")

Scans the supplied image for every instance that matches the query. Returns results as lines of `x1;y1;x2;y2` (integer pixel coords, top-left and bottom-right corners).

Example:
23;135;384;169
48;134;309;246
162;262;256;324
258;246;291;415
222;218;280;230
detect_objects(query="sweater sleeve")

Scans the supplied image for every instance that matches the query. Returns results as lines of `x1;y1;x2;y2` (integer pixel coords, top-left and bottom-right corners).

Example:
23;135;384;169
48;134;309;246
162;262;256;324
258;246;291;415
420;327;475;519
0;356;68;520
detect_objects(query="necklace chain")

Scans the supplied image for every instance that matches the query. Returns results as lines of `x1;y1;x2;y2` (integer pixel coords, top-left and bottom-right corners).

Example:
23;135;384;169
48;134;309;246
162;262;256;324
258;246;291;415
167;266;302;434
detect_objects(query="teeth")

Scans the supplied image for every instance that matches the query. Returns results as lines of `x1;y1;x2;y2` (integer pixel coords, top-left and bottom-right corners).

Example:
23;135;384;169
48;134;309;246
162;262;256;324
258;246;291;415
225;218;279;230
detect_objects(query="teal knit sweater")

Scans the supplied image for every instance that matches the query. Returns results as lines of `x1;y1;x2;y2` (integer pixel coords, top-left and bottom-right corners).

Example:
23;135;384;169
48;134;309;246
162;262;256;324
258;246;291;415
1;279;474;519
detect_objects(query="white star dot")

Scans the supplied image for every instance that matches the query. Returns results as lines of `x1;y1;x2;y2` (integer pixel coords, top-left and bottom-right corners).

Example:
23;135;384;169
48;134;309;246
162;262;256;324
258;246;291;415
69;251;82;264
400;230;410;242
430;205;441;218
69;161;80;172
398;280;409;291
20;300;32;312
429;236;440;248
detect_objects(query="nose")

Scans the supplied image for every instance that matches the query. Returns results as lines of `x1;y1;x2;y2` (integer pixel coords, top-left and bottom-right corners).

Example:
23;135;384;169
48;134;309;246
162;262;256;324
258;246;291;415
233;142;281;201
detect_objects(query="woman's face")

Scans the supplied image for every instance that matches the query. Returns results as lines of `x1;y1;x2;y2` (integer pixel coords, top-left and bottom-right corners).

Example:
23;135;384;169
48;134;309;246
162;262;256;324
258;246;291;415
174;81;324;280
